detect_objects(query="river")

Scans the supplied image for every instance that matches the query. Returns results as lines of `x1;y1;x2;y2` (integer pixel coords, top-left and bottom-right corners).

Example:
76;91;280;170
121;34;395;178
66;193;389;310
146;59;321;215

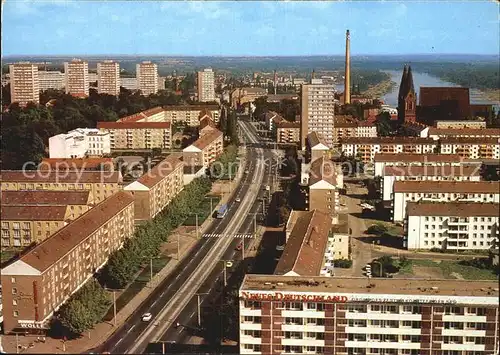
334;70;499;110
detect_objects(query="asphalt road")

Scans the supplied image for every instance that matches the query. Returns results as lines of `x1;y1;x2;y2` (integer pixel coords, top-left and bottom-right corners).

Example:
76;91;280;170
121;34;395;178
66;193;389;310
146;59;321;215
96;125;263;354
158;129;276;347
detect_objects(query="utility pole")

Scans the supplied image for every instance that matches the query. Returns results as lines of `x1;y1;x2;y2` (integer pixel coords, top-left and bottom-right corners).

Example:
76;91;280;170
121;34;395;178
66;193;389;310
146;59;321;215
150;258;153;282
196;292;209;327
195;213;199;238
177;234;180;260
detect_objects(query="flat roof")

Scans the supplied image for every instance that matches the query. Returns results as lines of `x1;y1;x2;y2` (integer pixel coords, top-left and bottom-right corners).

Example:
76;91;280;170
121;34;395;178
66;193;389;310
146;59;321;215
407;201;500;217
241;275;499;298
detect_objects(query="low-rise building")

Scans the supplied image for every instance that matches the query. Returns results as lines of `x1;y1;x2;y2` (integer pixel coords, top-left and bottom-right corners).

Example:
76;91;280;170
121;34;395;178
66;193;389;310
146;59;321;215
305;131;330;164
276;121;300;144
275;210;332;277
97;122;172;150
230;87;268;109
421;127;500;140
239;275;499;355
48;128;111;159
327;214;350;262
341;137;437;164
1;170;122;205
117;105;220;126
381;165;481;201
392;180;500;222
265;111;285;132
38;158;114;171
124;155;184;221
199;115;217;137
333;116;377;143
406;201;499;251
305;157;339;222
182;129;223;168
434;120;487;129
0;191;135;333
373;153;466;177
440;137;500;160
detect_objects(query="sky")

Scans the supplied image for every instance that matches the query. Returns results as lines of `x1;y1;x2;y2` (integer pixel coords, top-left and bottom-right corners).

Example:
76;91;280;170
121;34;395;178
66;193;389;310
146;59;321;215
2;1;499;56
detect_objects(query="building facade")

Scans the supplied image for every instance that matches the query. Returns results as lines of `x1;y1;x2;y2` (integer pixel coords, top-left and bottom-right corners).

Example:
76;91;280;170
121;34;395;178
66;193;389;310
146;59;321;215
341;138;437;164
439;137;500;160
64;59;89;98
392;180;500;222
381;165;481;202
124;155;184;221
1;170;122;205
97;60;120;96
9;63;40;106
97;122;172;150
38;70;64;91
277;122;301;144
183;129;223;168
136;61;158;96
239;275;499;355
434;120;487;129
305;157;339;222
305;132;330;164
333;116;377;144
117;105;221;126
300;79;336;149
197;68;215;102
49;128;111;159
406;201;499;251
373;153;467;177
0;192;135;333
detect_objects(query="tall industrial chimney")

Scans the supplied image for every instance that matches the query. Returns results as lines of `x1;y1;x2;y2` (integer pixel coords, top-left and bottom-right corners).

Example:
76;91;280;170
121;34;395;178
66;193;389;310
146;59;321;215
344;29;351;105
273;70;277;95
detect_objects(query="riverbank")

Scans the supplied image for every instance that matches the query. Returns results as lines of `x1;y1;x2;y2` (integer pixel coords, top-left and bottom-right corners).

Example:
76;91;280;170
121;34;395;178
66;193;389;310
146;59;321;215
362;79;396;99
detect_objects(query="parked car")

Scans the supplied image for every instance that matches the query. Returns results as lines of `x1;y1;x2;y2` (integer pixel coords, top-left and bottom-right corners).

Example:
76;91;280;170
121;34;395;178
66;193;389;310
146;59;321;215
142;313;152;322
235;197;241;202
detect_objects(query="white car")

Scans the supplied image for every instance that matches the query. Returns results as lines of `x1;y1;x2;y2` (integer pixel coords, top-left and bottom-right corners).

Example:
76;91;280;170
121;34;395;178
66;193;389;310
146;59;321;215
235;198;241;202
142;313;152;322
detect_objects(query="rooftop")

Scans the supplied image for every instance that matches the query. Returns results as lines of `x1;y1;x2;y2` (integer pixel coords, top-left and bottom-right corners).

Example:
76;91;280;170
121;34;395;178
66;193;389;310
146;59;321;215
275;210;332;277
277;121;300;129
309;157;337;186
440;136;500;144
407;201;500;217
1;205;68;221
1;190;91;206
428;128;500;137
341;137;435;145
135;154;183;188
240;275;499;298
383;165;480;177
39;158;114;170
7;191;134;273
97;121;171;129
0;170;121;183
393;180;500;194
191;129;223;150
307;131;328;149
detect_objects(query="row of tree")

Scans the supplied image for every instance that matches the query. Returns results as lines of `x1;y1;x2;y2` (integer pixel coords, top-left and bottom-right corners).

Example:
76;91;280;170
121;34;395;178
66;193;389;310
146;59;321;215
100;176;212;288
54;176;212;336
208;144;238;179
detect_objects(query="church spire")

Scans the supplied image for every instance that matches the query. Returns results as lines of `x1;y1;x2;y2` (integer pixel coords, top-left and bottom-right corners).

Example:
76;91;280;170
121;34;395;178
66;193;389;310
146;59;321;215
406;65;415;94
398;65;408;100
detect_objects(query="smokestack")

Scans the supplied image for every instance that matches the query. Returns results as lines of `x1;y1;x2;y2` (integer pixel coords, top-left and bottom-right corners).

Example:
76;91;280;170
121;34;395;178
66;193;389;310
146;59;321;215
274;70;277;95
344;29;351;105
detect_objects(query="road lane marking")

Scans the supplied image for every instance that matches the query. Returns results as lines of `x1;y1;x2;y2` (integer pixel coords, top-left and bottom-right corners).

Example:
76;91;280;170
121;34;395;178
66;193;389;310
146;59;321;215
126;324;136;334
190;311;196;318
116;338;123;345
175;274;180;280
152;299;158;307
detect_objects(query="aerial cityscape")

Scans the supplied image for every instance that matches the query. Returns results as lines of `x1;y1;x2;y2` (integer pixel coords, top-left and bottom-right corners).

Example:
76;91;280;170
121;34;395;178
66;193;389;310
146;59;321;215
1;1;499;354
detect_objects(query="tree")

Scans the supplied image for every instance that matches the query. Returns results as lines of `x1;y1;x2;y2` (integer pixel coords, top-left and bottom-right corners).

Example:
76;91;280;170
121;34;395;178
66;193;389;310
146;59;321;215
366;224;388;235
375;112;392;137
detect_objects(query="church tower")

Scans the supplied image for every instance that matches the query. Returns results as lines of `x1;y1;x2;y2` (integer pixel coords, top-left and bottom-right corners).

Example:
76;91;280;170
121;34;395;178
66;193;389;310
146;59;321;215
398;65;417;123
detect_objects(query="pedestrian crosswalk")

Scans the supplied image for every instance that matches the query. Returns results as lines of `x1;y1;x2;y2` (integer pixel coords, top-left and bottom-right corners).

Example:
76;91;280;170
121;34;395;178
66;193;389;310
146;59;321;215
202;233;254;239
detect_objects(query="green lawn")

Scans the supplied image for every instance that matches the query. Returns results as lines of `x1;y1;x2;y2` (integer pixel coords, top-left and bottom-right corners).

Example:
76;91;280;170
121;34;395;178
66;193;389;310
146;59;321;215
405;259;498;280
1;249;20;265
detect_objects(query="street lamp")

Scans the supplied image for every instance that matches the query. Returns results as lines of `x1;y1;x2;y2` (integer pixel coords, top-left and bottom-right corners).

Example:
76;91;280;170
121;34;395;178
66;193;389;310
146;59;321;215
196;292;210;327
103;287;124;326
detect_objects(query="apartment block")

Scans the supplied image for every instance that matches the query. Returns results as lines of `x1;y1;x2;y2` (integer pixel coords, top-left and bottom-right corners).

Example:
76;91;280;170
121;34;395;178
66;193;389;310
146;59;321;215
333;116;377;143
136;61;158;96
120;77;137;91
239;275;499;355
341;137;437;164
64;59;89;97
117;105;221;126
1;170;122;205
199;115;217;137
183;129;223;167
9;63;40;106
305;132;330;164
1;205;73;248
381;165;481;202
97;122;172;150
434;120;487;129
0;191;135;333
38;70;64;91
265;111;285;132
373;153;466;177
197;68;215;102
124;155;184;221
440;137;500;160
97;60;120;96
329;214;350;262
303;157;339;222
392;180;500;222
49;128;111;158
422;128;500;140
406;201;499;251
39;158;114;172
231;87;268;109
300;79;336;149
277;121;301;144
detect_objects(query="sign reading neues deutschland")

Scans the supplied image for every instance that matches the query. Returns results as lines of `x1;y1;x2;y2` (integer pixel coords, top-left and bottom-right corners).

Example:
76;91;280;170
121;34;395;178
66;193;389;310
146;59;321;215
240;292;459;304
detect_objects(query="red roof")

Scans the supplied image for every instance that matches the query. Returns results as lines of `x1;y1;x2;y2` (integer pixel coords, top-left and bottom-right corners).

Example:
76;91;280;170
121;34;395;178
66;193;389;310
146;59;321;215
97;122;171;129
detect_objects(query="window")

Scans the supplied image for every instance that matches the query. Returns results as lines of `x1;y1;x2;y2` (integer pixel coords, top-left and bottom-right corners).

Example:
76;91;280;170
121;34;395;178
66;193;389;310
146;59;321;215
13;311;19;317
12;287;18;295
13;300;18;306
